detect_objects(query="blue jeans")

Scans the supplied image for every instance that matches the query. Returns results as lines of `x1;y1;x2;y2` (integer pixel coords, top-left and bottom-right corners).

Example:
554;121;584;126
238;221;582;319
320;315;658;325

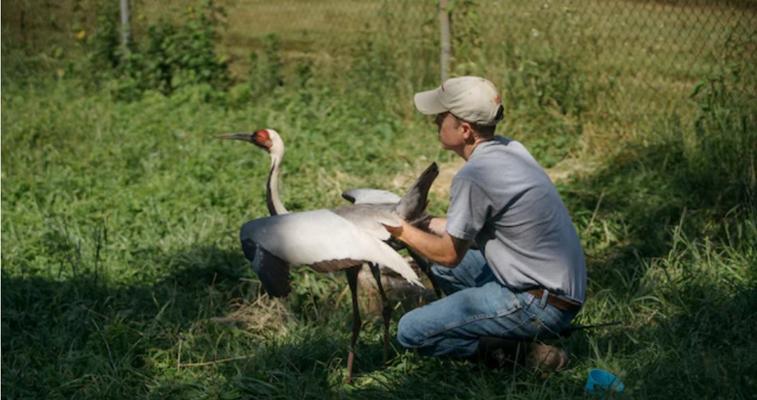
396;250;578;358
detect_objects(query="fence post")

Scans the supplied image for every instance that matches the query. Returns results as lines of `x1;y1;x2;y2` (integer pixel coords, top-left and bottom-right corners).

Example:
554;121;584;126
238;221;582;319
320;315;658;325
120;0;130;52
439;0;451;82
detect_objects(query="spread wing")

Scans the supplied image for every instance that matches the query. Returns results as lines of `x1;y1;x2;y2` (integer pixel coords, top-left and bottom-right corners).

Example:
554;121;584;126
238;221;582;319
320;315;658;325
240;209;421;286
331;204;401;241
342;189;402;205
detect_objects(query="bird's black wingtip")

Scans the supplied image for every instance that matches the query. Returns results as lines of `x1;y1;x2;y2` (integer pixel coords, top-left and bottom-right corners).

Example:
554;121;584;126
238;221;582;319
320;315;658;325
341;192;356;203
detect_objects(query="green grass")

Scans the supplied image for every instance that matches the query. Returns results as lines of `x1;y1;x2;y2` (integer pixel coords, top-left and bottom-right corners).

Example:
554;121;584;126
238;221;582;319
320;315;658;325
3;1;757;399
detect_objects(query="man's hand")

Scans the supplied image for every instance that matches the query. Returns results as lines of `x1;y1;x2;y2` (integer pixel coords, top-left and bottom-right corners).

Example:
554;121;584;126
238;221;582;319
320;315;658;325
383;217;471;267
383;220;407;239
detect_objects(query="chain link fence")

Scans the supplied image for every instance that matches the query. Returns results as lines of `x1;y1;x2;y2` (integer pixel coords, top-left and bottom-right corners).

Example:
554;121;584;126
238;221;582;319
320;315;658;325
211;2;757;73
4;0;755;133
212;0;756;131
168;0;757;147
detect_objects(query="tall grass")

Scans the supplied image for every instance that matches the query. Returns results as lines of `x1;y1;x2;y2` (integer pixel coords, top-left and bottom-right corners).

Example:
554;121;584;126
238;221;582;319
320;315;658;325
3;1;756;399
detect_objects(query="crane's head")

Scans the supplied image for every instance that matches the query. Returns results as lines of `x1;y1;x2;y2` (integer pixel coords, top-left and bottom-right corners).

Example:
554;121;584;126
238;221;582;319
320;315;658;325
218;129;284;157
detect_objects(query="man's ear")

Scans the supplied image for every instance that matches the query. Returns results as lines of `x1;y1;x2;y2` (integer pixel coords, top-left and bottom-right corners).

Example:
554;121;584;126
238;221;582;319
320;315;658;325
460;121;476;141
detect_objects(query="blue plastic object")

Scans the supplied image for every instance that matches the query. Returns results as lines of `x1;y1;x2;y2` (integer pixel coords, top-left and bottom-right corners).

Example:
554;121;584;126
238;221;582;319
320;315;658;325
585;368;624;397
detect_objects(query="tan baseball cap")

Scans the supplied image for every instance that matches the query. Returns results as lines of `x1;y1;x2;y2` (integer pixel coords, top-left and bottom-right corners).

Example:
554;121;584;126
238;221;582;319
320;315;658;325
414;76;503;126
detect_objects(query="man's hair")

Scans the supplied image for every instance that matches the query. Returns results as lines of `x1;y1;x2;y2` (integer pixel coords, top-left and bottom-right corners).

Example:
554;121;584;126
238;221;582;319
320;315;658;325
470;121;497;137
457;105;502;137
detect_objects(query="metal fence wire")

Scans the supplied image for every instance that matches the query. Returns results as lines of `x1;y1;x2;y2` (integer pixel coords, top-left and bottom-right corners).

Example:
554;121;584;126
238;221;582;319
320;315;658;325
217;0;756;121
5;0;754;125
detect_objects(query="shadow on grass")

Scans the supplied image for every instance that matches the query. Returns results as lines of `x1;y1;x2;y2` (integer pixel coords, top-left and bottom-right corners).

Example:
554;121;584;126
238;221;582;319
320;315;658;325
1;241;413;399
1;244;254;399
566;136;751;293
572;284;757;399
554;132;756;397
4;104;754;398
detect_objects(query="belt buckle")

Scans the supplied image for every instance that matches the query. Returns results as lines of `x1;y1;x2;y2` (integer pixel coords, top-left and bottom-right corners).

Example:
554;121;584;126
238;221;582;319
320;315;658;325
538;289;549;308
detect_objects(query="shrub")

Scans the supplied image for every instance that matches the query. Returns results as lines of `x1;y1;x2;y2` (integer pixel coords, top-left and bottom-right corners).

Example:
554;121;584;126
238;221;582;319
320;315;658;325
87;0;230;100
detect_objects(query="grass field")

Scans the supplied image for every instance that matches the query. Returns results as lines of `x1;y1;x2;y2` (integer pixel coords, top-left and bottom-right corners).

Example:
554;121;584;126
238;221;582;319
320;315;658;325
2;1;756;399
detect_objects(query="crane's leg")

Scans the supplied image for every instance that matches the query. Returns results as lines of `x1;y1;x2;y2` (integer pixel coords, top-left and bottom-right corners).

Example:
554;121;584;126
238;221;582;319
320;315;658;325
345;266;362;384
368;263;391;364
407;248;442;298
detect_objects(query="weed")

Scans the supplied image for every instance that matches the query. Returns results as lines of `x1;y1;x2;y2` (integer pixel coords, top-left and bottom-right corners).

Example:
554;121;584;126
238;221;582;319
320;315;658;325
248;34;285;97
686;64;756;207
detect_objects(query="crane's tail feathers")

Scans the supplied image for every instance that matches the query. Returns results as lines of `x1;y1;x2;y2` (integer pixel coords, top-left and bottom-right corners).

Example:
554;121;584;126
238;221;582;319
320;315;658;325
395;162;439;221
374;240;423;287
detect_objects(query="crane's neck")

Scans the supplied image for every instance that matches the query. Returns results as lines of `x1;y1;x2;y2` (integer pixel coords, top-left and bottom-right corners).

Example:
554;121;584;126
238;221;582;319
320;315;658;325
266;152;288;216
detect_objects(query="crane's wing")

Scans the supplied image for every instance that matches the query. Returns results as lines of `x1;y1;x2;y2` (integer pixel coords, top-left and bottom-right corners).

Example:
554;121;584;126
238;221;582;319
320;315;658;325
395;162;439;220
240;241;292;297
339;162;439;238
240;209;421;286
331;204;400;241
342;189;402;205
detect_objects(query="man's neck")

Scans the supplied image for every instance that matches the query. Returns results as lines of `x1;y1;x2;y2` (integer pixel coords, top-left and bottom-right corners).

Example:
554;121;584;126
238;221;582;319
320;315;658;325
461;136;495;160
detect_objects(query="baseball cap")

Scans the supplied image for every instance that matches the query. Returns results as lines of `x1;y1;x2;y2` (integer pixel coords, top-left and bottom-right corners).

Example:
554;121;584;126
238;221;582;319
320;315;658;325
414;76;503;126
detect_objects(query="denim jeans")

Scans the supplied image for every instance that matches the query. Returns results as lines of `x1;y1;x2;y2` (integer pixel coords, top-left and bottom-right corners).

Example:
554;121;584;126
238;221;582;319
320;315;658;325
396;250;578;358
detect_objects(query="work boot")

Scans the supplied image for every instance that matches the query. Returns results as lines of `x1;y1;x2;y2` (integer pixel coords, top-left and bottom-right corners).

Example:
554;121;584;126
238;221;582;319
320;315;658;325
473;336;527;369
473;337;569;372
525;342;569;372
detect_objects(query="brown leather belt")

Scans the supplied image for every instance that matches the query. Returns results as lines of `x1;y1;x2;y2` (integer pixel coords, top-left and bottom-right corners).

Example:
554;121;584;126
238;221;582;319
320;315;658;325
528;288;582;312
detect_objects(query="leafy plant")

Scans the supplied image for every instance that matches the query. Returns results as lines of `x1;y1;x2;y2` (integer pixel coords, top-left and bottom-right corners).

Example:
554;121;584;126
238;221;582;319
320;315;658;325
88;0;231;100
449;0;484;76
501;49;592;166
686;64;756;208
248;33;284;96
88;0;121;72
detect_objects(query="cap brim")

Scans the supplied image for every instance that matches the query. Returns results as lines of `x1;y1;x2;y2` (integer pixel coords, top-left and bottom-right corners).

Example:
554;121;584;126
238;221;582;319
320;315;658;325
414;88;448;115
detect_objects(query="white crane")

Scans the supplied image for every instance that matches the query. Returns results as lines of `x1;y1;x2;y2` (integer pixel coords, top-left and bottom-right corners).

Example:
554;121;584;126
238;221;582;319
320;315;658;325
219;129;438;382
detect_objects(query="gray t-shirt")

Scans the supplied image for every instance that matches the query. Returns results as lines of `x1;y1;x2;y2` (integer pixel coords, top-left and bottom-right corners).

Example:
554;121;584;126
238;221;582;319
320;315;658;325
446;137;586;302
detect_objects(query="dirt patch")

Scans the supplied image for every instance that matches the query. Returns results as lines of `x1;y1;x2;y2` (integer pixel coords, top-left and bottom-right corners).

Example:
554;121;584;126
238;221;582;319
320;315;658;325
546;157;598;183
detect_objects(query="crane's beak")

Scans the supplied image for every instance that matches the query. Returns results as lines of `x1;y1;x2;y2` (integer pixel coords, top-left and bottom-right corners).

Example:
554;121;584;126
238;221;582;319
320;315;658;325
218;132;254;142
218;131;273;152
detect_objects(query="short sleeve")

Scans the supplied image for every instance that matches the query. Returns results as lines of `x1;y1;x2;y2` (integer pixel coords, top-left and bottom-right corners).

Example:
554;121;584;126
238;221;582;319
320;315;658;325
446;176;492;241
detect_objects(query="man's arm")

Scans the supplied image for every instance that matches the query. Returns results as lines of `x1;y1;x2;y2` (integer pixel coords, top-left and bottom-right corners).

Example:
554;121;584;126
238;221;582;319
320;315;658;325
426;217;448;236
385;219;471;267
